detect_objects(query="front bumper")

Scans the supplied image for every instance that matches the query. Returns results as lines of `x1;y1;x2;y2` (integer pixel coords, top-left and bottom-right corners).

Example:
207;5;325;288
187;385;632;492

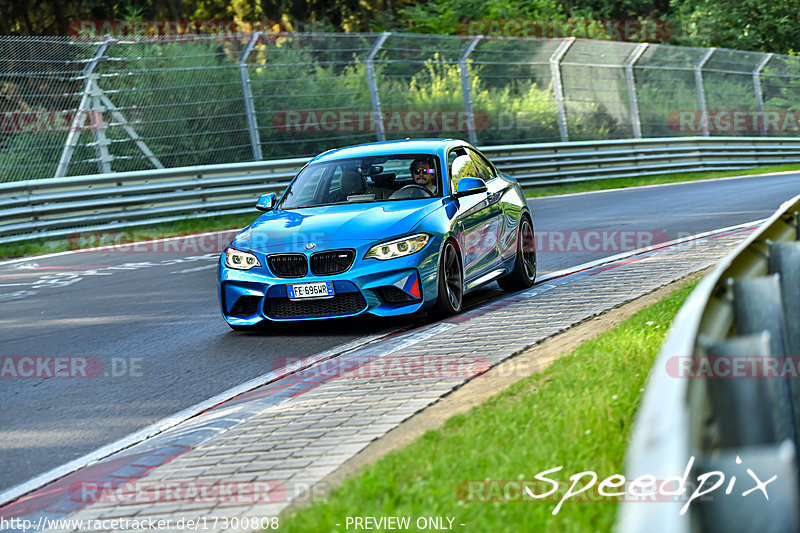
218;241;441;327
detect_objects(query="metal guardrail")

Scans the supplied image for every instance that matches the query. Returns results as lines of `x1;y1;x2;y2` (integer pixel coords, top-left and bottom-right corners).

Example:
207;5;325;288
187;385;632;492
1;136;799;244
618;194;800;533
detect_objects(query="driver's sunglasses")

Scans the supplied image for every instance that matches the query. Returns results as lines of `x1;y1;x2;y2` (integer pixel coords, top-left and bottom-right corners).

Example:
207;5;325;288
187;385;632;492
413;168;435;174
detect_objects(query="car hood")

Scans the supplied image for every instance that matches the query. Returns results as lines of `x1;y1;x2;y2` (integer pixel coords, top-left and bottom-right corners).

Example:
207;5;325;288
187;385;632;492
232;199;442;253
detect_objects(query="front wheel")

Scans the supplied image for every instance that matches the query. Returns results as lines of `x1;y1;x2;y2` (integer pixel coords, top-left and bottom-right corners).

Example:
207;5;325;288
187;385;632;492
430;241;463;318
498;216;536;291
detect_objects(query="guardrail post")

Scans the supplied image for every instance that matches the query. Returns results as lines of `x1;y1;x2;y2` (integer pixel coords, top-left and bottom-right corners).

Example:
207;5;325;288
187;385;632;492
55;38;113;178
769;242;800;355
695;47;715;137
459;36;482;146
239;32;264;161
550;38;574;142
625;43;648;139
366;32;390;142
753;53;773;137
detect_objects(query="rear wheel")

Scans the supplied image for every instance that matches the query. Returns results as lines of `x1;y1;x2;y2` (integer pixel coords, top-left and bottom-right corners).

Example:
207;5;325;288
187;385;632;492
498;216;536;291
430;241;463;318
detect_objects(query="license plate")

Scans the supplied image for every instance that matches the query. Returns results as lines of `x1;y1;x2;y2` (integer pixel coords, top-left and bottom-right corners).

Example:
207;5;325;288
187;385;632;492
287;281;334;300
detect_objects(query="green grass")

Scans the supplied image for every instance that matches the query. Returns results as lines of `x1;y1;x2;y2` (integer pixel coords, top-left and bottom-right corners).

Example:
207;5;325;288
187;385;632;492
0;212;258;260
525;163;800;197
276;281;697;533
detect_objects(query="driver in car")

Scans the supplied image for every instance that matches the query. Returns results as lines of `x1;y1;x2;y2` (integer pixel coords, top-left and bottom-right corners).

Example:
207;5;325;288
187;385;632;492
411;157;437;195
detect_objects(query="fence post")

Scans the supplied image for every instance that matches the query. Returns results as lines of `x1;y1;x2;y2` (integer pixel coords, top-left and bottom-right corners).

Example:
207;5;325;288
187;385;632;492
459;35;482;146
550;38;574;142
695;47;715;137
89;79;112;174
239;32;264;161
55;39;113;178
625;43;648;139
366;32;390;142
753;53;773;137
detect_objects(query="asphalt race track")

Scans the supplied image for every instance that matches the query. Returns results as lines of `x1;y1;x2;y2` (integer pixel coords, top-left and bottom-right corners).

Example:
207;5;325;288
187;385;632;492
1;173;798;491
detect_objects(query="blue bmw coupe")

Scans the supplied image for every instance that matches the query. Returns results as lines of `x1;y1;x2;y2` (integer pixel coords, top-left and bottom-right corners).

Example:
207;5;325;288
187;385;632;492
218;139;536;330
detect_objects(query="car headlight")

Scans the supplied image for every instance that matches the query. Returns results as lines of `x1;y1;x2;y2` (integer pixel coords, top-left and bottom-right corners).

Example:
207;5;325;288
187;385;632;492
364;234;430;261
224;248;261;270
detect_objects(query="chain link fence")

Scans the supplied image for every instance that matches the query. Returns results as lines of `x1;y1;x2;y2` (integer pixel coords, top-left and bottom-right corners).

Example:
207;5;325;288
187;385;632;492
1;32;799;182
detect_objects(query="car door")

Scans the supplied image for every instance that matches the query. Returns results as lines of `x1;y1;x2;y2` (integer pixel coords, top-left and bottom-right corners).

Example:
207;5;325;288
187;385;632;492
448;146;501;283
466;147;505;274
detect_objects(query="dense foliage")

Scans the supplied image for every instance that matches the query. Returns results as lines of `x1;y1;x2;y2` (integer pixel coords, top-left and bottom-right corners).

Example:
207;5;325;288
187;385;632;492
2;0;799;54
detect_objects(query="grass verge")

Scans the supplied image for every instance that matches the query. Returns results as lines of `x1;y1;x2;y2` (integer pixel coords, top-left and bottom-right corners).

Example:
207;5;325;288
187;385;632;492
524;163;800;197
0;212;258;260
277;280;697;533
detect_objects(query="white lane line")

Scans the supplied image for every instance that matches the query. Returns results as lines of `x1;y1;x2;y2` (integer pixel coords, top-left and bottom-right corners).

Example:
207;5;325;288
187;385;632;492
0;229;236;267
527;170;800;200
171;264;218;274
0;255;219;301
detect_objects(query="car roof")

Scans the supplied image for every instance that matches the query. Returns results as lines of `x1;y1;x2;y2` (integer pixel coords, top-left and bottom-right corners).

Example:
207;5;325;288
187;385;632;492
309;138;468;163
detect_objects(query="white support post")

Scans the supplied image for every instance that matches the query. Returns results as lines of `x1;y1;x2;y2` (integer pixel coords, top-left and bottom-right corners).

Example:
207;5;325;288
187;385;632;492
459;35;482;145
550;38;574;142
753;53;773;137
366;33;390;142
695;48;715;137
240;32;264;161
55;39;113;178
625;43;649;139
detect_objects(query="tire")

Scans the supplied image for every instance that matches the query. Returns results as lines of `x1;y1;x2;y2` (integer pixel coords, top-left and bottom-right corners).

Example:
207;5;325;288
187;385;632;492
498;216;536;291
430;240;463;318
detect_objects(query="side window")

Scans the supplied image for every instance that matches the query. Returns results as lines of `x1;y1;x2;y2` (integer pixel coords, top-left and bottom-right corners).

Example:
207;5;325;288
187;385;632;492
466;148;495;182
448;148;475;193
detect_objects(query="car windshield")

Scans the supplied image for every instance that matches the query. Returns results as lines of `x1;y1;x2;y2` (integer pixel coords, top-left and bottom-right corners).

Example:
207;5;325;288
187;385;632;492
278;154;442;209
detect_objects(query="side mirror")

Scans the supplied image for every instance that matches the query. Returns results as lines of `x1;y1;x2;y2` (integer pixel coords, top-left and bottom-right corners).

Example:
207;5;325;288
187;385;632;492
453;177;488;198
256;193;278;211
